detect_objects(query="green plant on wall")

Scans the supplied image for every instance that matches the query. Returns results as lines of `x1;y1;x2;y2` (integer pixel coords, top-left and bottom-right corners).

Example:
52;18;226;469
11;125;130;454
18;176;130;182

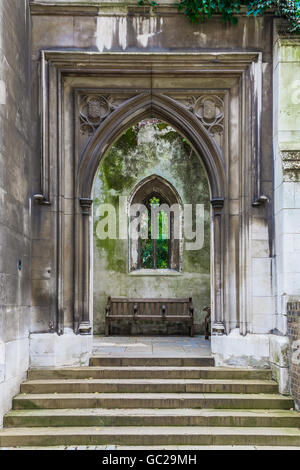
138;0;300;33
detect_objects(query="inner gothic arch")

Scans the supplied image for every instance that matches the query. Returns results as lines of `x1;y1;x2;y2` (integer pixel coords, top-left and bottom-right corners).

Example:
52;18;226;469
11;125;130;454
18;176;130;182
129;174;183;273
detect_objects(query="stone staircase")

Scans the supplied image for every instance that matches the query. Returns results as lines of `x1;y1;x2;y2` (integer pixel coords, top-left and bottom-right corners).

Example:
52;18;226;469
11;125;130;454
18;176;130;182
1;355;300;448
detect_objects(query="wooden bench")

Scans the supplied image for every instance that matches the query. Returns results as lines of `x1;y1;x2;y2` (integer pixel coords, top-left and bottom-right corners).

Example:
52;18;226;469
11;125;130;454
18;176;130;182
105;297;194;337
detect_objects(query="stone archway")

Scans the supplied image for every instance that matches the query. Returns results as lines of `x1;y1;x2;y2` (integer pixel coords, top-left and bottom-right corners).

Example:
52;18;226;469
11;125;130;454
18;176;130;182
34;51;263;343
75;93;226;336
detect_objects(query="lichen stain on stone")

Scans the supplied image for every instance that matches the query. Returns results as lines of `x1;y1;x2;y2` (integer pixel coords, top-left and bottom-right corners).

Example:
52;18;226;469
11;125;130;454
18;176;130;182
93;121;211;334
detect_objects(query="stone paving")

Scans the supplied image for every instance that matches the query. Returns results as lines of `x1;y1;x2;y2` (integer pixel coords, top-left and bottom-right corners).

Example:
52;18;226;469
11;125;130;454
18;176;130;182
93;336;211;357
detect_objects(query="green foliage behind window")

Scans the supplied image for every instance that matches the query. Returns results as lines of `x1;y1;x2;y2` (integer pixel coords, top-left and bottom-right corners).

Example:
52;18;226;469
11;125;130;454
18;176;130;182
141;197;170;269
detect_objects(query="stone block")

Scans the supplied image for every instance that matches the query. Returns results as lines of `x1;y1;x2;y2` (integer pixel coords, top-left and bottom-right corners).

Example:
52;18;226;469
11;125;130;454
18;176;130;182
30;331;93;368
4;338;29;381
269;335;290;396
270;334;289;368
252;296;274;316
211;330;270;368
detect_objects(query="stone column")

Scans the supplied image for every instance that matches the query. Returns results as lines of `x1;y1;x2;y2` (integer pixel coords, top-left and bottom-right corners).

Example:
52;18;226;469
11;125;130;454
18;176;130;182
79;198;93;335
211;198;225;335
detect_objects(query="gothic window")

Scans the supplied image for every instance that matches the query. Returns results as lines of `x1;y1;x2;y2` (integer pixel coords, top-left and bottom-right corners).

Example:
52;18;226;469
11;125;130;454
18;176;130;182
129;176;182;272
140;195;170;269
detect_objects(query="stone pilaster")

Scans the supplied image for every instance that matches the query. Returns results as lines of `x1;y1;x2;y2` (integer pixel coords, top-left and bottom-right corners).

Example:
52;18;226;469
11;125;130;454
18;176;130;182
211;198;225;336
79;198;93;335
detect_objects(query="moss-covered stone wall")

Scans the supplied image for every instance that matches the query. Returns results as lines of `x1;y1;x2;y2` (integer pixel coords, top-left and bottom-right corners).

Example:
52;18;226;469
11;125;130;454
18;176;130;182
93;121;211;335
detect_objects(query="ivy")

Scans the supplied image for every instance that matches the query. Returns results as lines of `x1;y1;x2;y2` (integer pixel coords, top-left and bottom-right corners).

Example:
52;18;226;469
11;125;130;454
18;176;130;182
137;0;300;33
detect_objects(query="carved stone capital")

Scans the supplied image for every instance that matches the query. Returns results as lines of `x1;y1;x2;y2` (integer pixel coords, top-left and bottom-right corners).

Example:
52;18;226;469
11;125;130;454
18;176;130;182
212;322;225;336
80;198;93;216
211;197;225;215
78;321;92;336
281;151;300;182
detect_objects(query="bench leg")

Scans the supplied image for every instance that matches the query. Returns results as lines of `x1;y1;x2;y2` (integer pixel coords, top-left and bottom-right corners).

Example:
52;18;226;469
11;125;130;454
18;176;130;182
190;324;194;338
105;319;110;336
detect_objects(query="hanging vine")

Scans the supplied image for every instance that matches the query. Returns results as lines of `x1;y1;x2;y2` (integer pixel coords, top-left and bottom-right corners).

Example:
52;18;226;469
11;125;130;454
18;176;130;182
137;0;300;33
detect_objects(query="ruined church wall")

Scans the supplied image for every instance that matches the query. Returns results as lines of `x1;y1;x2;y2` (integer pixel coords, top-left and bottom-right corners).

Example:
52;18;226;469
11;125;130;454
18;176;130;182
29;1;274;340
93;122;211;335
0;0;32;426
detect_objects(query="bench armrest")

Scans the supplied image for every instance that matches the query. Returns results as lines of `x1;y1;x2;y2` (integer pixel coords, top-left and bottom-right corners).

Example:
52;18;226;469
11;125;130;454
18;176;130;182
189;298;194;318
106;297;112;317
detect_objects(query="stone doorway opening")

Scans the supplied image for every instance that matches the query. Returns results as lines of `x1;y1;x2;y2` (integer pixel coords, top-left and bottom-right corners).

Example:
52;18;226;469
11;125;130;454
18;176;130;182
92;119;212;338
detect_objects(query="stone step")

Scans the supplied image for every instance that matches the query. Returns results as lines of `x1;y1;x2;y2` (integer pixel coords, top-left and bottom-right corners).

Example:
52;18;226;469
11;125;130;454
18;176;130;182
20;379;278;395
4;409;300;429
13;393;294;410
89;357;214;367
1;426;300;447
28;367;273;381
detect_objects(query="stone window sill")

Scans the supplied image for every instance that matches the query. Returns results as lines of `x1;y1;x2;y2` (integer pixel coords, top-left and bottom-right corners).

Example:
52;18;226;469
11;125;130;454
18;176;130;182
129;269;182;277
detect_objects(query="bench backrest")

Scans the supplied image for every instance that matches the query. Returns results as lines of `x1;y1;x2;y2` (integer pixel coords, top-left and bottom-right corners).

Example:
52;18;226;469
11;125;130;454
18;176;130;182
107;298;193;317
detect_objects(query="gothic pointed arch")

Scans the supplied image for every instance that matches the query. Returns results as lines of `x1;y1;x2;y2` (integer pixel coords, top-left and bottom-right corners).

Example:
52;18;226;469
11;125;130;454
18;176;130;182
77;93;226;201
129;174;184;272
75;94;226;336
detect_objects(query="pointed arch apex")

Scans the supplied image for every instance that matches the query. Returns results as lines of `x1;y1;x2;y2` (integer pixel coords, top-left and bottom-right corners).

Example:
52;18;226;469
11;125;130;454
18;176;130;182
77;93;226;202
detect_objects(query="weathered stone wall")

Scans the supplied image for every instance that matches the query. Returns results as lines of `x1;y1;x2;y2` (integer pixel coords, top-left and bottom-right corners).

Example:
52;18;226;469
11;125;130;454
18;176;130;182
287;303;300;411
29;1;274;340
0;0;32;426
273;32;300;334
271;27;300;396
93;122;211;335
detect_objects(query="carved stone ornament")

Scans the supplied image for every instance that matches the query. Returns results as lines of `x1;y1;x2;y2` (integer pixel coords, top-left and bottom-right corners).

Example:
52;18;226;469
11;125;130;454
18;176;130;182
281;150;300;182
79;95;116;135
165;94;225;148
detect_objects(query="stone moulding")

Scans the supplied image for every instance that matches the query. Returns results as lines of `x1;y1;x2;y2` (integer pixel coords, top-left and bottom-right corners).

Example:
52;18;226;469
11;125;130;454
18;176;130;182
36;50;263;337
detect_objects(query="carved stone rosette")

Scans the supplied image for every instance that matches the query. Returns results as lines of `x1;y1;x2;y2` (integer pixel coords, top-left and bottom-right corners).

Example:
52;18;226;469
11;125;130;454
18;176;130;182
79;93;138;137
79;95;116;135
165;94;225;148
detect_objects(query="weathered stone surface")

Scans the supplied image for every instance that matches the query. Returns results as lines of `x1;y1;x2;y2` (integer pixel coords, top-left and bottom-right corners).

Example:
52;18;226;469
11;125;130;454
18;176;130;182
1;351;300;447
1;0;300;434
29;330;93;368
93;123;211;335
212;330;270;368
0;0;32;428
269;335;290;395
